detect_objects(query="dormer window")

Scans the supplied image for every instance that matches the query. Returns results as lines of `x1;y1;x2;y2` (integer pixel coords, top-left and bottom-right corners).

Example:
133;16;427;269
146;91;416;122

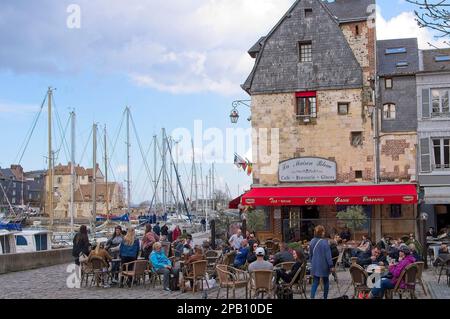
435;56;450;62
396;61;409;68
385;47;407;55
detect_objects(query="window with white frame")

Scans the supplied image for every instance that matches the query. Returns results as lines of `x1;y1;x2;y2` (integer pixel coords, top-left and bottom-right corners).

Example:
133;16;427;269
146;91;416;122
383;103;396;120
433;138;450;170
431;89;450;115
296;96;317;118
299;41;312;63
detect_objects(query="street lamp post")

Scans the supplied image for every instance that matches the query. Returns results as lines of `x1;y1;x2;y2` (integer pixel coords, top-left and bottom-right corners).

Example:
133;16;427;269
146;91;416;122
230;100;251;124
420;212;429;269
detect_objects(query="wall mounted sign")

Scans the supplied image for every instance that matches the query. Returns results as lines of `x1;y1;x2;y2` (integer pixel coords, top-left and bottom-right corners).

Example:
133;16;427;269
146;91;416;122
279;157;337;182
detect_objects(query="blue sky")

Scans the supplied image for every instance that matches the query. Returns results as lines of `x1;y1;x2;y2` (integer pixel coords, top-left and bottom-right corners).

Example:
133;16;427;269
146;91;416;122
0;0;445;204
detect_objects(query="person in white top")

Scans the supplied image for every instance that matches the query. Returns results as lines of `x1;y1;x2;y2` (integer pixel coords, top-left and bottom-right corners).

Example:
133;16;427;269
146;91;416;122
229;229;244;250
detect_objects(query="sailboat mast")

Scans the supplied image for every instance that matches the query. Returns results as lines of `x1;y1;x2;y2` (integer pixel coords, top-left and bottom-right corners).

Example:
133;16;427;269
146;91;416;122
175;140;180;215
162;128;167;215
212;163;215;213
126;107;131;211
91;123;97;234
153;134;157;213
47;87;54;229
70;111;76;235
104;125;109;220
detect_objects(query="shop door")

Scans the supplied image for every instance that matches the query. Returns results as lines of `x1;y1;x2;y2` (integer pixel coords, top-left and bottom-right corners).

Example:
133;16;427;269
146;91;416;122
436;205;450;232
301;206;320;241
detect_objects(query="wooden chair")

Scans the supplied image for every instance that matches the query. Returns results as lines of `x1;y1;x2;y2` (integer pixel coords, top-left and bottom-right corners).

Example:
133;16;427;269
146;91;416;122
249;270;275;299
414;261;427;296
146;261;162;287
205;250;221;276
274;262;295;272
437;257;450;284
215;264;249;299
222;251;236;266
120;260;148;288
183;260;209;293
278;263;307;299
349;264;370;298
385;263;418;299
265;241;276;255
85;256;109;287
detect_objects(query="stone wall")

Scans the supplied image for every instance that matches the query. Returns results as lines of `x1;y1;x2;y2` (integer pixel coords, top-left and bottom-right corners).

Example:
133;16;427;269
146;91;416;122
379;133;417;182
251;89;375;185
0;248;73;274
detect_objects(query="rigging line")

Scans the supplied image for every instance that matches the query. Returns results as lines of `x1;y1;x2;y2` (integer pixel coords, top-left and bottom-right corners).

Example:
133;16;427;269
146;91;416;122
15;92;48;164
53;110;71;164
129;112;157;197
52;97;71;162
131;139;153;195
104;132;119;184
78;127;93;166
110;109;126;161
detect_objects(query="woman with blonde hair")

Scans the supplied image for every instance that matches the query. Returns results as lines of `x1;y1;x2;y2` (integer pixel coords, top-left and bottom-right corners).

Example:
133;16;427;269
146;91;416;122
309;225;334;299
119;227;140;287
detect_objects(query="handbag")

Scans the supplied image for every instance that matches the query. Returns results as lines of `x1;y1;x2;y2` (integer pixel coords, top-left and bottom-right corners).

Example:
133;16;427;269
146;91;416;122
79;252;89;263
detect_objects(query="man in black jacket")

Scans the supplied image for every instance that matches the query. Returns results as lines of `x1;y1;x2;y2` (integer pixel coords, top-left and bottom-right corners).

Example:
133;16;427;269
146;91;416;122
357;247;387;267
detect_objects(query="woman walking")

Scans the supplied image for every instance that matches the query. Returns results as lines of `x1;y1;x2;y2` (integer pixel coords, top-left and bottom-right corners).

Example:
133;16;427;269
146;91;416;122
309;225;334;299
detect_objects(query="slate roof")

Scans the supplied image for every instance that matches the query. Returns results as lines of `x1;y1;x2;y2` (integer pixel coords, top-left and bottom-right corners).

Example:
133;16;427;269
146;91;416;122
421;48;450;73
377;38;419;77
242;0;364;94
0;168;16;180
324;0;375;23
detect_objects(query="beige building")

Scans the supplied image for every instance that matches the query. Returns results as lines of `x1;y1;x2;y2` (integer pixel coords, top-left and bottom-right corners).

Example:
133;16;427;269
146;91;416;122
240;0;418;241
44;163;124;220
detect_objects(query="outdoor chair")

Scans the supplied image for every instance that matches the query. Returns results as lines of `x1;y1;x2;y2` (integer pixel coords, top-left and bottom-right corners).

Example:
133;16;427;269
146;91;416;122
385;263;418;299
265;241;276;255
221;251;236;266
183;260;209;293
215;264;249;299
349;264;370;298
334;250;346;271
146;261;162;287
84;256;109;287
275;262;295;272
249;270;275;299
205;250;221;276
437;256;450;285
278;262;307;299
414;262;427;296
120;260;148;288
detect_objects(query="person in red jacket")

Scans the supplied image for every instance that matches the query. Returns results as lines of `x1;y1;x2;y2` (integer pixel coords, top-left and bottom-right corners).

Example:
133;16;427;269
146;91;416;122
172;225;182;242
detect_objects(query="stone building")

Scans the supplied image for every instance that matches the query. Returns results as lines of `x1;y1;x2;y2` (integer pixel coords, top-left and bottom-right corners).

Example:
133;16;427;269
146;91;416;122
416;48;450;233
240;0;418;241
44;163;124;220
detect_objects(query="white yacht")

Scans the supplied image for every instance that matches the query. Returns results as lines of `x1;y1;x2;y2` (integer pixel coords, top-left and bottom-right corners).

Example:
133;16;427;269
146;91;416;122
14;229;52;253
0;230;17;255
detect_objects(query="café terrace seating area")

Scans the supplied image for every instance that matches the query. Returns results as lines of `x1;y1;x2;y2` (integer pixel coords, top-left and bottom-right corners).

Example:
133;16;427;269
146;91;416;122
77;237;450;299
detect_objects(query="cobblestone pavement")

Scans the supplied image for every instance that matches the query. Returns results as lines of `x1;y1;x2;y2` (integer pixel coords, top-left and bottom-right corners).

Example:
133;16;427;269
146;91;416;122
0;262;448;299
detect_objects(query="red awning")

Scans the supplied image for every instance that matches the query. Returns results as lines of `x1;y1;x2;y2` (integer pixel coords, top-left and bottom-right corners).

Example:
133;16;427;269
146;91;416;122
229;195;243;209
241;184;418;207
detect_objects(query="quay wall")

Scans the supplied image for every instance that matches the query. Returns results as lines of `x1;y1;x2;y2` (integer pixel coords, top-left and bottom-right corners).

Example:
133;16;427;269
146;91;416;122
0;248;72;274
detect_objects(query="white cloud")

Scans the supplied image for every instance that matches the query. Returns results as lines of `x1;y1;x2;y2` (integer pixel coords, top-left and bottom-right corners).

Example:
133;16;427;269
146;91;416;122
116;164;127;174
376;10;447;49
0;101;40;117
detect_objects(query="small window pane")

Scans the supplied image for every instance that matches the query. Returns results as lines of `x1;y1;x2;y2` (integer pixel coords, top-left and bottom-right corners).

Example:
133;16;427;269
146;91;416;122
351;132;363;146
383;104;396;119
443;91;449;113
385;78;392;89
444;139;450;168
386;48;407;55
435;56;450;62
338;103;349;115
434;139;442;168
299;42;312;62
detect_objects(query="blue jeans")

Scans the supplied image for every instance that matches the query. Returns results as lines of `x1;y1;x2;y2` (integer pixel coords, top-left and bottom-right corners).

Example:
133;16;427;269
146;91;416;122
371;278;395;298
310;276;330;299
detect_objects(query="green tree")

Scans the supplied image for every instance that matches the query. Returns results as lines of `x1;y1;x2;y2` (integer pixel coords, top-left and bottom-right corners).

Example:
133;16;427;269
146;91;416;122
336;206;368;238
246;208;266;232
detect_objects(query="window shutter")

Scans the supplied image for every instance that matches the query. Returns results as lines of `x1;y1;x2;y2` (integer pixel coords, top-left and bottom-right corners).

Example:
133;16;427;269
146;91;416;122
420;137;431;172
422;89;431;118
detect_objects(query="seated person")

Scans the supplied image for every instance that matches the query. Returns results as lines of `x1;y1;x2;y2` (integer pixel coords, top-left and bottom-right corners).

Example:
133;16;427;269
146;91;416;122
433;243;450;267
351;235;372;259
357;247;388;267
89;242;112;264
409;244;422;262
376;235;390;251
340;227;352;242
426;227;437;238
247;242;259;264
275;248;305;284
271;243;294;266
329;239;340;267
406;233;422;259
248;248;273;272
248;232;257;249
369;246;416;299
233;240;249;268
184;246;206;277
150;242;180;292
